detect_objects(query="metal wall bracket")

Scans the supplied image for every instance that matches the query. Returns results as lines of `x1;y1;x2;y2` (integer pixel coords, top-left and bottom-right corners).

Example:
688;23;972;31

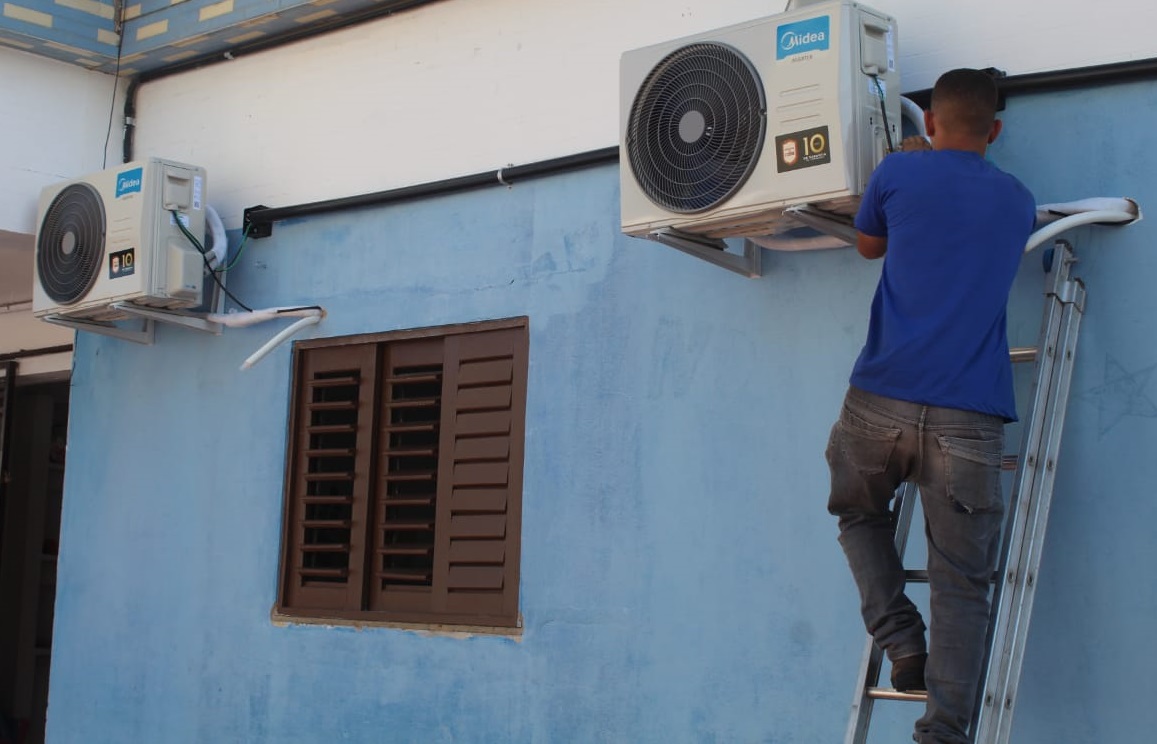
243;204;274;239
110;302;223;335
648;228;762;278
42;314;155;345
783;204;858;245
42;303;224;346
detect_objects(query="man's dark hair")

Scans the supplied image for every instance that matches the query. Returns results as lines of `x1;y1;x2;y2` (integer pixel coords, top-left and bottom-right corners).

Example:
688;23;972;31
931;69;999;138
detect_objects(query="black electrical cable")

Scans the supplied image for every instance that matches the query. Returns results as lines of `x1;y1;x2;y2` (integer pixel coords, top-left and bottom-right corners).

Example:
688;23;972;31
102;2;125;169
170;210;253;311
215;222;252;273
871;75;895;153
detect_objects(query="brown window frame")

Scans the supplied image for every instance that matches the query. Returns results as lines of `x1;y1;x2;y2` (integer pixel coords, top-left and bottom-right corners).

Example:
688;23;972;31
275;317;527;629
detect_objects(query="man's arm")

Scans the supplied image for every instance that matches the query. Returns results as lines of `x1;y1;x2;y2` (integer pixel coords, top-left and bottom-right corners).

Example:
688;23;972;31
854;161;889;259
852;137;927;259
856;232;888;260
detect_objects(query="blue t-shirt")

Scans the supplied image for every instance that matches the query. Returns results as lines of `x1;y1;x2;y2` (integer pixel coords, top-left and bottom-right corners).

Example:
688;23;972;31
851;149;1036;421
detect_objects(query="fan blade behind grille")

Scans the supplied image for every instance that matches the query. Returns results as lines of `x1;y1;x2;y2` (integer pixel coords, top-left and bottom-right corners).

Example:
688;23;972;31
627;43;767;214
37;183;106;305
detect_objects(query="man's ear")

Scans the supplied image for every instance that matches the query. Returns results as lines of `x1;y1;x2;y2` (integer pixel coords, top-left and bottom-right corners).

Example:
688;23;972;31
988;118;1003;144
924;109;936;137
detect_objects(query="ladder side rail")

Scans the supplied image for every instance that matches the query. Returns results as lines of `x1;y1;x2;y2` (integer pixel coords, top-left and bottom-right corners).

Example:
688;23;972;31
992;283;1084;742
971;245;1070;736
971;242;1080;740
977;270;1086;743
970;426;1033;735
844;482;921;744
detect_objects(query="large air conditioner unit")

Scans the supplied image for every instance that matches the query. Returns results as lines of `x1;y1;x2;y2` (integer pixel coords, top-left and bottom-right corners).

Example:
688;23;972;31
33;158;207;322
620;0;899;242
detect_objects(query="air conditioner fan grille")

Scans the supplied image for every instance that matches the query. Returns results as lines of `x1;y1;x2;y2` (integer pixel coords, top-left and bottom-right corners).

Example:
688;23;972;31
627;42;767;214
37;183;105;305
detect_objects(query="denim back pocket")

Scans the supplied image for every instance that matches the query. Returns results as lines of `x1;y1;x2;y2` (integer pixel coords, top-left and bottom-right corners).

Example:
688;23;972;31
936;434;1004;513
829;407;902;475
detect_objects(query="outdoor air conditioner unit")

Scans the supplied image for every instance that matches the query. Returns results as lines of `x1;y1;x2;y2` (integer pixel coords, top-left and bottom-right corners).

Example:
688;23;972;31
620;0;899;243
33;158;207;322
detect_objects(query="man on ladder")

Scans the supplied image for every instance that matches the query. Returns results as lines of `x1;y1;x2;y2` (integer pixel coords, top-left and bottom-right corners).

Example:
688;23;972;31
825;69;1036;744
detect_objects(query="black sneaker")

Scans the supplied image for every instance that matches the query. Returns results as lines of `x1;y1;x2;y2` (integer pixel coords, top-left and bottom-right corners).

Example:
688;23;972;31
891;653;927;692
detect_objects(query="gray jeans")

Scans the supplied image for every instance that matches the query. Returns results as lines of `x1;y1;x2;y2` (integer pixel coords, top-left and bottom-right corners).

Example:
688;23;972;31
826;386;1005;744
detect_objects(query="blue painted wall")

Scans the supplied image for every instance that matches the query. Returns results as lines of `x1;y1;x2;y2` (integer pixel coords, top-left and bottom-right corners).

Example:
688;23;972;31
47;79;1157;743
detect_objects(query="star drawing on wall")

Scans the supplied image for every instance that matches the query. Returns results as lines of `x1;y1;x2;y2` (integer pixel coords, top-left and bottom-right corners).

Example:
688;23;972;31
1073;355;1157;437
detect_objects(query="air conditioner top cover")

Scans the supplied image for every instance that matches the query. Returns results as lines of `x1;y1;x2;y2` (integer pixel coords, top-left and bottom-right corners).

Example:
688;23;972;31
620;0;899;241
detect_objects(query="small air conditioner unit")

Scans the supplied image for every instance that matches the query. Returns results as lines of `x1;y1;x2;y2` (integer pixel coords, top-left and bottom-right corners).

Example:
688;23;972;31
620;0;899;243
33;158;207;321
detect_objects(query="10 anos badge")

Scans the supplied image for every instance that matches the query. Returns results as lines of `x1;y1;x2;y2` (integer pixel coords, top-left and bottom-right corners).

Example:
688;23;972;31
776;126;832;173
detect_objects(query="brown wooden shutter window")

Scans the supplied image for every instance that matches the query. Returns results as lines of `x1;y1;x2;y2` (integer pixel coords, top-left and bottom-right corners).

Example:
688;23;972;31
276;318;526;629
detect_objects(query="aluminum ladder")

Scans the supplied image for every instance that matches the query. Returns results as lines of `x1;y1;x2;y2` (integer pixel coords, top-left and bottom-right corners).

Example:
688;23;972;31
844;240;1086;744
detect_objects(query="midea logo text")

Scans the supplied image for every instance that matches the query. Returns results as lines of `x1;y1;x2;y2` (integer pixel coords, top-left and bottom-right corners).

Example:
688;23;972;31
780;30;826;52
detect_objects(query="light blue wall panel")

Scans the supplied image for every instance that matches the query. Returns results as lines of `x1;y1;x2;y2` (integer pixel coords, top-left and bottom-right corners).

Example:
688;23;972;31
45;79;1157;743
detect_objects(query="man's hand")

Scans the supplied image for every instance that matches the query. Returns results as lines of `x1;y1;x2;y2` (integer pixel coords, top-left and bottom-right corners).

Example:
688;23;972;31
856;232;888;260
900;135;933;152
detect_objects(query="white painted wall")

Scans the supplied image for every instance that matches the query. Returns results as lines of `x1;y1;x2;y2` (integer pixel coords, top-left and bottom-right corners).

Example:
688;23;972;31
0;310;73;378
125;0;1157;227
0;46;121;236
0;229;72;377
0;47;108;372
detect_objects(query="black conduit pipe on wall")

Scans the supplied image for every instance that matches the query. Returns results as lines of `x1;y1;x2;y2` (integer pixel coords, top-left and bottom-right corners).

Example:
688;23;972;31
904;57;1157;109
0;345;74;362
241;147;621;238
122;77;138;164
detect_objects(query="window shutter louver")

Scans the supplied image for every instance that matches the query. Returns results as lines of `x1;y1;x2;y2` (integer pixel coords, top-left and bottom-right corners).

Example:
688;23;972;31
283;345;378;611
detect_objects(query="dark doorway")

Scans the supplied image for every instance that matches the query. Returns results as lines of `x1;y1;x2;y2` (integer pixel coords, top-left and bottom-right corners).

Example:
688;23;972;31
0;372;69;744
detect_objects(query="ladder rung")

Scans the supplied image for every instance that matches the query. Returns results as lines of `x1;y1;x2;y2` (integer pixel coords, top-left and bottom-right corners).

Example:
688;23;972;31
867;687;929;703
1003;455;1019;471
1009;347;1037;364
905;569;1001;584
